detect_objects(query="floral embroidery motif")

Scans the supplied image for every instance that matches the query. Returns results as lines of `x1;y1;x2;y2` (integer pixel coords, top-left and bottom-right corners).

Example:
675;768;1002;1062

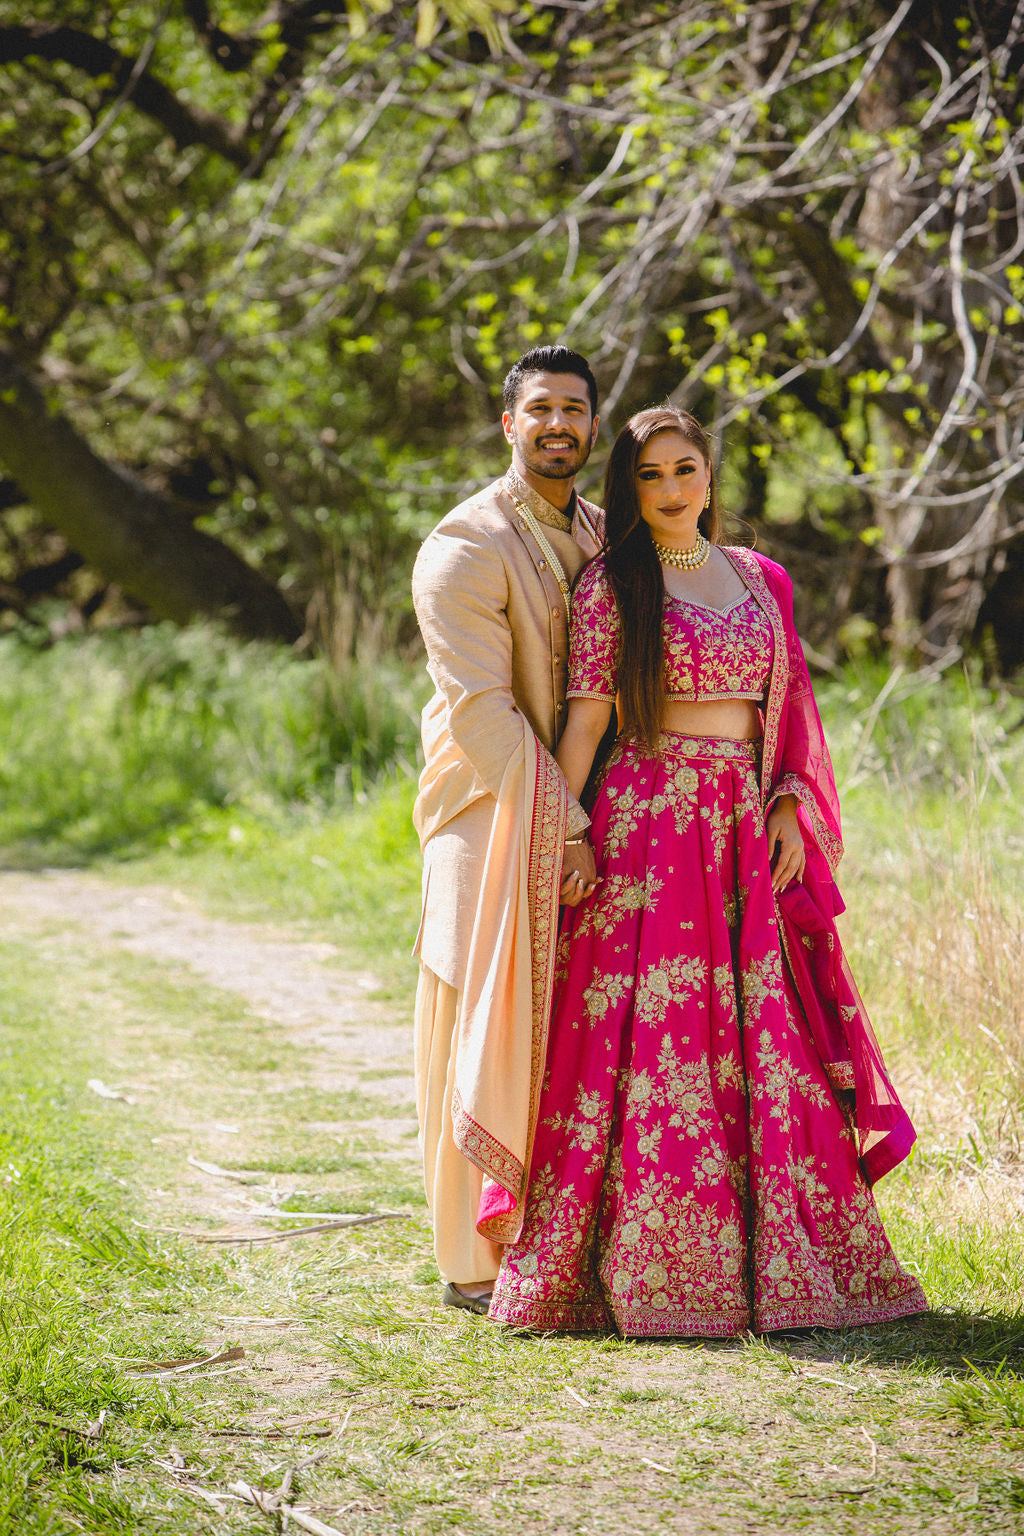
574;871;666;940
582;970;634;1023
635;954;709;1023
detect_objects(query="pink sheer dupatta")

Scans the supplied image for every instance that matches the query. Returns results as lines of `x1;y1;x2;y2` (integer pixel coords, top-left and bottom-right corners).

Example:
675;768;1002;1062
728;548;916;1185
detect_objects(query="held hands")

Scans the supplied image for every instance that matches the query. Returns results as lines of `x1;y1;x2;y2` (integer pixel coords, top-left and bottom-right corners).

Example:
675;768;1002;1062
560;839;600;907
766;793;806;894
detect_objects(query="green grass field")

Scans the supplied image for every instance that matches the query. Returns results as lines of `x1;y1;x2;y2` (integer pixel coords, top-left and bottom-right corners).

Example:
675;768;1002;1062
1;633;1022;1533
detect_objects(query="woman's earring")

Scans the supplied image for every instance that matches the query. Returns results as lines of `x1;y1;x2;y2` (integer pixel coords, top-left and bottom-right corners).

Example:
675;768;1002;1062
703;485;711;511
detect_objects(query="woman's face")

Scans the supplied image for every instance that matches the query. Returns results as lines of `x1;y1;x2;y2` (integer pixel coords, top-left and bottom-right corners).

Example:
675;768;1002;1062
634;429;710;545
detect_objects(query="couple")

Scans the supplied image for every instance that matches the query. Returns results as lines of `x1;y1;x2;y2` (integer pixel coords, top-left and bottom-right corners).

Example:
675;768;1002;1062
412;344;926;1336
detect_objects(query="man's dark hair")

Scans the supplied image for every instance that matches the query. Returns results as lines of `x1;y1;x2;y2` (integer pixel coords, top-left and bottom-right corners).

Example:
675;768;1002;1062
502;345;598;416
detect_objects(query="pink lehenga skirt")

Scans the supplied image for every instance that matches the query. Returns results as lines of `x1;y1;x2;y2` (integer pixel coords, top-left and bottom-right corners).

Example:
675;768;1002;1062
488;734;926;1337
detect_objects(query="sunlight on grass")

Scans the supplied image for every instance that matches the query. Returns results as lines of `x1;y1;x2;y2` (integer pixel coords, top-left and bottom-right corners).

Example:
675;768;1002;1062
2;639;1024;1531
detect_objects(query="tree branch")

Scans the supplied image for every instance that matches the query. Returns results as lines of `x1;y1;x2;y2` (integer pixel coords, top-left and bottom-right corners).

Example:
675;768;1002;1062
0;23;252;167
0;349;301;642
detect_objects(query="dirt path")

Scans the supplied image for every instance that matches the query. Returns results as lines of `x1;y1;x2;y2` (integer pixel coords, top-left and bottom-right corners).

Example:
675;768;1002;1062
4;867;1024;1534
0;867;413;1091
0;866;419;1234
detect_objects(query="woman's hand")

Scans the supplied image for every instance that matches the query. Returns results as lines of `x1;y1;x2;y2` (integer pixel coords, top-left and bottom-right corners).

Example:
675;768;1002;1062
765;793;806;894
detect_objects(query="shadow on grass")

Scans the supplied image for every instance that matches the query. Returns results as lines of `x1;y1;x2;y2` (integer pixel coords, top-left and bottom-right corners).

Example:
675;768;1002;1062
0;825;183;870
516;1309;1024;1378
758;1308;1024;1374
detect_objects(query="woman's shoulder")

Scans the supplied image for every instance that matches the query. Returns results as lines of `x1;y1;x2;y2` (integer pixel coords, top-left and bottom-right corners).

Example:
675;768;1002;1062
721;544;793;592
572;554;614;597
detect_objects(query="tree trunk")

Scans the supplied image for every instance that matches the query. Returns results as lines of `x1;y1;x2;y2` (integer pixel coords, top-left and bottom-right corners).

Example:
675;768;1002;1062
0;350;301;644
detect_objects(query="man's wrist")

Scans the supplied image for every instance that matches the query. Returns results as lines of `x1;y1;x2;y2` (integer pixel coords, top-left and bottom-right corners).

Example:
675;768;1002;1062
566;805;591;840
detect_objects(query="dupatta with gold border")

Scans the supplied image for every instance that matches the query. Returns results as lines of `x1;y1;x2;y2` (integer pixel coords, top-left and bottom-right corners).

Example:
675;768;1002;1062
726;547;917;1184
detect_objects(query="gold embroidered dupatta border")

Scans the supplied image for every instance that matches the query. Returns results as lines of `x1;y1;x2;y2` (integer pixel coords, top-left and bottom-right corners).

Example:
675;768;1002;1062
449;729;567;1244
724;547;843;875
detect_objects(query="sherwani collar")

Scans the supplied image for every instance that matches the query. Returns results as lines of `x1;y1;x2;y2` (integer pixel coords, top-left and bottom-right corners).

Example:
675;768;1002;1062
504;465;575;534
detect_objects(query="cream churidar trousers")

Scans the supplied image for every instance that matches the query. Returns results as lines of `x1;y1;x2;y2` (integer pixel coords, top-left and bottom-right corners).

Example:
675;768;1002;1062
414;965;503;1284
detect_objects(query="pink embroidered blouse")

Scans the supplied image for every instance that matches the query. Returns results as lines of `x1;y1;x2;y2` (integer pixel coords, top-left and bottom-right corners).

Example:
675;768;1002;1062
567;556;773;704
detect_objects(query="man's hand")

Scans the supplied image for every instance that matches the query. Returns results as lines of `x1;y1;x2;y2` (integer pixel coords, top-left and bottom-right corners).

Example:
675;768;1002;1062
766;793;806;893
560;839;599;906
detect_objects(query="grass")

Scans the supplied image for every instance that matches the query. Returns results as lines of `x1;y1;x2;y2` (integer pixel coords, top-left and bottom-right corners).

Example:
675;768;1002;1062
0;881;1023;1533
1;633;1024;1530
0;626;427;861
0;960;202;1533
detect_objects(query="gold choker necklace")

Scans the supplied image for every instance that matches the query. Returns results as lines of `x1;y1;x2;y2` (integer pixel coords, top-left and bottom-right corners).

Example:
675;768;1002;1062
653;534;711;571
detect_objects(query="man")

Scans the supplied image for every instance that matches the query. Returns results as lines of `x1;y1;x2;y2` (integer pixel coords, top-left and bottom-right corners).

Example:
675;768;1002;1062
412;345;603;1315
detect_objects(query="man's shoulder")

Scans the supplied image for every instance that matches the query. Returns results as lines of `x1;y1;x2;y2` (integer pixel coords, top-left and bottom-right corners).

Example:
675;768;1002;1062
425;479;514;542
412;479;516;596
574;495;605;552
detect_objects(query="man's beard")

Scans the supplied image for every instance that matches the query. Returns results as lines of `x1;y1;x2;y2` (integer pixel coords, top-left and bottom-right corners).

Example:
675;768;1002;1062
515;430;591;480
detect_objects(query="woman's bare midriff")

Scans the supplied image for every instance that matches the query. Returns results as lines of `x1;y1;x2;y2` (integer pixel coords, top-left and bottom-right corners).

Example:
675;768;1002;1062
661;698;763;741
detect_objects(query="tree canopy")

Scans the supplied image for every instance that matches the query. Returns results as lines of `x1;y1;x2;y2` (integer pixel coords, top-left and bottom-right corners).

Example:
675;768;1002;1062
2;1;1022;669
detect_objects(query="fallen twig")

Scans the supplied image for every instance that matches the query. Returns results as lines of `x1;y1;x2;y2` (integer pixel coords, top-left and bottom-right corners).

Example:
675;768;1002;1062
859;1424;878;1479
134;1345;245;1376
187;1154;251;1181
228;1480;347;1535
29;1410;110;1440
87;1078;136;1104
194;1213;406;1245
154;1450;342;1530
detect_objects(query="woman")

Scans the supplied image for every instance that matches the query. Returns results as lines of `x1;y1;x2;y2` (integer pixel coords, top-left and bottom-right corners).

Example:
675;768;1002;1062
488;407;926;1337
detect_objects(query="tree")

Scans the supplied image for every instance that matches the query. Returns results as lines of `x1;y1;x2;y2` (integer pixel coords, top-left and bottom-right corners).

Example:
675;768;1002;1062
0;348;301;640
2;1;1022;667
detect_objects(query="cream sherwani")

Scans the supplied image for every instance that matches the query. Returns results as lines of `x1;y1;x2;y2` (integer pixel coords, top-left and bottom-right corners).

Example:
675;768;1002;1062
412;466;601;1282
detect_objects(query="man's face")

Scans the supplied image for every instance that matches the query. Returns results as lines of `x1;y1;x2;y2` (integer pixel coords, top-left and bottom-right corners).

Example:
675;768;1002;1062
502;371;599;485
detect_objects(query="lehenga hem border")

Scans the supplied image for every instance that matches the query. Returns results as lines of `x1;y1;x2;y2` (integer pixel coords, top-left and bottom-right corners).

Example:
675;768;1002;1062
491;1289;927;1338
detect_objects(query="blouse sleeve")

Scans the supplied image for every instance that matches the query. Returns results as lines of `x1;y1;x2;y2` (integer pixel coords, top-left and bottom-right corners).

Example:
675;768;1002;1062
568;559;619;700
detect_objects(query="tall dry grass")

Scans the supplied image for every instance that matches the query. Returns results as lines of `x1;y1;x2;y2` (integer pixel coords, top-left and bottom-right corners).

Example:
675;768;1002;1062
823;664;1024;1171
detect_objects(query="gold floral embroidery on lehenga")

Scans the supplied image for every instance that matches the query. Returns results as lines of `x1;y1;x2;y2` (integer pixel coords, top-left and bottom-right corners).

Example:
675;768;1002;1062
574;870;666;940
635;953;708;1024
540;1082;616;1178
490;721;927;1337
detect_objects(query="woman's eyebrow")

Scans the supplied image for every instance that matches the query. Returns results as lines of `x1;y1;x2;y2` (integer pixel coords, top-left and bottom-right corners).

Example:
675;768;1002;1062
637;454;699;468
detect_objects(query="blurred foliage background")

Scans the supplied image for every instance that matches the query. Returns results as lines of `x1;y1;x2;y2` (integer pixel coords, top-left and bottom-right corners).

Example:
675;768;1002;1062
1;0;1022;673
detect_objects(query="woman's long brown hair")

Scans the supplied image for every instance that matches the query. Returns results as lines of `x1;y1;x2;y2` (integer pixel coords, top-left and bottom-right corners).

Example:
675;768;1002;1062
601;407;723;749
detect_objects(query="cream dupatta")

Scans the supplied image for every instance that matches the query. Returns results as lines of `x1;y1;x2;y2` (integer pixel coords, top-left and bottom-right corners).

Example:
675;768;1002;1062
445;728;567;1243
413;487;591;1245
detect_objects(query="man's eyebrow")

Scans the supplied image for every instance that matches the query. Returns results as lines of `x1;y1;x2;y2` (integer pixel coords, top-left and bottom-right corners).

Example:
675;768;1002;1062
525;391;589;405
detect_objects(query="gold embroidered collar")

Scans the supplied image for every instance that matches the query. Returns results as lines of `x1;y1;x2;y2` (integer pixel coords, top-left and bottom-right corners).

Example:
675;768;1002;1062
504;465;574;534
